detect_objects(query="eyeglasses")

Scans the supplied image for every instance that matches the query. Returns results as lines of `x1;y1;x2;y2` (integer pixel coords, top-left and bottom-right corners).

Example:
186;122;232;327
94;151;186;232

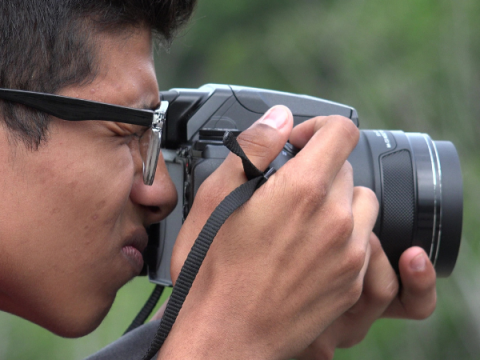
0;88;168;185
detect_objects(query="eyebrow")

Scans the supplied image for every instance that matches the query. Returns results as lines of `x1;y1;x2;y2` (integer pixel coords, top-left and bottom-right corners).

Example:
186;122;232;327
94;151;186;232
0;88;156;127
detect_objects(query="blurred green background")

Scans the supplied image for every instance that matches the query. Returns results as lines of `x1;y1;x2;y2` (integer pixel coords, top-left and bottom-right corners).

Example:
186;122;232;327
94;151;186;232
1;0;479;358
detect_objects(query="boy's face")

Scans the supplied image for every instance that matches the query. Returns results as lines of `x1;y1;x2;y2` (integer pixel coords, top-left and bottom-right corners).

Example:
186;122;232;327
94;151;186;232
0;26;177;337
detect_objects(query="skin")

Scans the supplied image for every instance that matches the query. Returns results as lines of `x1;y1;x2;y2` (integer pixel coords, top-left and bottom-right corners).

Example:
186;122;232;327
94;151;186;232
159;108;437;359
0;23;436;358
0;27;176;337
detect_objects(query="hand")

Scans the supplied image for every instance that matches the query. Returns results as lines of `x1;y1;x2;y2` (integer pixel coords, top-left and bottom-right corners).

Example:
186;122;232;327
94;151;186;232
285;115;437;360
159;107;379;359
293;240;437;360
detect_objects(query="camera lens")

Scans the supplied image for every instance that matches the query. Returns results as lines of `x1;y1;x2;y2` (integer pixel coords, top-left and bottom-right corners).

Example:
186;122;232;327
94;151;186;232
349;130;463;277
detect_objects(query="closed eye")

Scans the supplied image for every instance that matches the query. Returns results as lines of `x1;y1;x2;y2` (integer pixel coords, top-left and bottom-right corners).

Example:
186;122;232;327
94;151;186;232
111;122;149;138
132;127;149;139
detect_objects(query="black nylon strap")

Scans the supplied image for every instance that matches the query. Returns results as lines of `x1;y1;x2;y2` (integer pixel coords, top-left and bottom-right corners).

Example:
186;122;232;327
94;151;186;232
141;132;270;360
223;131;264;180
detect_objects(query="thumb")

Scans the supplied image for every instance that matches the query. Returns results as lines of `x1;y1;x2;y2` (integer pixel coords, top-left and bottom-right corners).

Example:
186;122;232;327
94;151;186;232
195;104;293;207
170;106;293;282
226;105;294;175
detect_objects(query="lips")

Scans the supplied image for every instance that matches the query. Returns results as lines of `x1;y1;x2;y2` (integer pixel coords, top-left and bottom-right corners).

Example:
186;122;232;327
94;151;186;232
122;228;148;274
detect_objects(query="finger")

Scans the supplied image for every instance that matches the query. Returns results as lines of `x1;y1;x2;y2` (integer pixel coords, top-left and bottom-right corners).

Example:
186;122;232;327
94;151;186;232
382;247;437;319
324;161;355;212
298;160;355;253
335;235;398;349
222;105;294;174
350;187;379;263
294;237;389;356
186;105;293;218
357;235;398;312
324;234;395;351
194;105;294;211
289;116;360;192
338;187;378;308
171;106;293;280
320;186;377;324
289;116;329;149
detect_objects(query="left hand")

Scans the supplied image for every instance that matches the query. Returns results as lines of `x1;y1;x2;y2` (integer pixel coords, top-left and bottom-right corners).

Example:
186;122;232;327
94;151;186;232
294;235;437;360
286;114;437;360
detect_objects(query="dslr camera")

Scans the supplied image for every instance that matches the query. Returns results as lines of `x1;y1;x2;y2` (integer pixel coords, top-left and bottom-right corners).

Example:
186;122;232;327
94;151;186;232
143;84;463;286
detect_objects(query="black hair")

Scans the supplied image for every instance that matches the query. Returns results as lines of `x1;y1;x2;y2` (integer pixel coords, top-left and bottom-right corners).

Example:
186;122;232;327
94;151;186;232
0;0;196;148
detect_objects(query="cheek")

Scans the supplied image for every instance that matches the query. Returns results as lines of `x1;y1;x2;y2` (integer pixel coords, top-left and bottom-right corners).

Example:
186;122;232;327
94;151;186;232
57;147;135;244
6;141;136;268
0;139;138;333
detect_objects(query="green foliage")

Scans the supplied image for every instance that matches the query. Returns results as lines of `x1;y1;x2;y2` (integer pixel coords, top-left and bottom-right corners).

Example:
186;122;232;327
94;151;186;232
2;0;479;358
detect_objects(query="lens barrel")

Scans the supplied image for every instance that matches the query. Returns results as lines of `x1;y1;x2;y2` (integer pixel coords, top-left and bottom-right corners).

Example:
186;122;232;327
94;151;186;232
348;130;463;277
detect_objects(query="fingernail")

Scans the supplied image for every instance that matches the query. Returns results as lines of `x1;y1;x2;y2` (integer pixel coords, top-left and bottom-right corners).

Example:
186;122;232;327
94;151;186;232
410;253;426;272
259;106;288;129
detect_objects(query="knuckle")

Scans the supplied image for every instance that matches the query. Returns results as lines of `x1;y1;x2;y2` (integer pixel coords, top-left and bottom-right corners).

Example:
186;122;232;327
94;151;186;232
314;178;330;199
343;160;353;175
370;280;399;306
344;278;364;308
308;179;329;204
355;186;379;211
345;246;366;276
331;205;354;241
291;172;329;210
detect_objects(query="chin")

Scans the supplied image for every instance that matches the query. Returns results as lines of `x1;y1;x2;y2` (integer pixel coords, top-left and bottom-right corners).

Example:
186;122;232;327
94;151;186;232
44;297;114;338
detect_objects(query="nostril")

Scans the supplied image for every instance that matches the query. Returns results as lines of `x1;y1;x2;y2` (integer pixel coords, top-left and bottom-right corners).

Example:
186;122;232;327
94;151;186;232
147;206;161;214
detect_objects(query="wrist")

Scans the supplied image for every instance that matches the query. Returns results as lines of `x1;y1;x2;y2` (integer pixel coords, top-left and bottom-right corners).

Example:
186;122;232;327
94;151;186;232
156;289;274;359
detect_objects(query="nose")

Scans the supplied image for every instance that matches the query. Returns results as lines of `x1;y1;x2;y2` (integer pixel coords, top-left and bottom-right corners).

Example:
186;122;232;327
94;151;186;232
130;151;177;226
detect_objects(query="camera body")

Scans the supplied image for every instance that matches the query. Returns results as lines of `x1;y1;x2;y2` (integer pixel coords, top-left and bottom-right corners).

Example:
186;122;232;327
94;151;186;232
144;84;360;286
144;84;463;286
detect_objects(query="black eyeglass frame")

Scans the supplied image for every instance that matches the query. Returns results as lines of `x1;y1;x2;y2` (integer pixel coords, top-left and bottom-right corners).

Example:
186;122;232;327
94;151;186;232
0;88;168;185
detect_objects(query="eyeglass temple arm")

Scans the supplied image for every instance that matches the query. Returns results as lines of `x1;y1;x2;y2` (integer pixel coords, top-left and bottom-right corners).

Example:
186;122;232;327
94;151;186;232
0;89;153;126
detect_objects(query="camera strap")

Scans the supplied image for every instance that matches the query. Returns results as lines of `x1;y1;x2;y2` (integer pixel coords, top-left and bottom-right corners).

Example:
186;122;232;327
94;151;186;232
141;131;275;360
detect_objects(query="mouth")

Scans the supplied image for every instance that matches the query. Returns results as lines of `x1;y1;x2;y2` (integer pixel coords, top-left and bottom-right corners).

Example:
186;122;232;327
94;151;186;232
121;228;148;274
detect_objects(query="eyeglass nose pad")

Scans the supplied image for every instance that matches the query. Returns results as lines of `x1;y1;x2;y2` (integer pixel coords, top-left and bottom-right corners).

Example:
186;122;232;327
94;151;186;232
143;130;162;185
143;101;168;185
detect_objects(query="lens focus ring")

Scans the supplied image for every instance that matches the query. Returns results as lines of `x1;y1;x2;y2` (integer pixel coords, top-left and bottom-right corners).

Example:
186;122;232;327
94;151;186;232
379;149;416;271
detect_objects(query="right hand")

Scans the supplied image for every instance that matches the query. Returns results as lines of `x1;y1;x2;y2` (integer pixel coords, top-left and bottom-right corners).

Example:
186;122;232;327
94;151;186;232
160;106;379;359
